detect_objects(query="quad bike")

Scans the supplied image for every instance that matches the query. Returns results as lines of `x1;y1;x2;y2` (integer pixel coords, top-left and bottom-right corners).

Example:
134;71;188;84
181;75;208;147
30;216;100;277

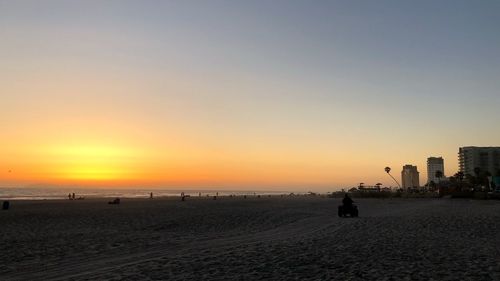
338;204;358;217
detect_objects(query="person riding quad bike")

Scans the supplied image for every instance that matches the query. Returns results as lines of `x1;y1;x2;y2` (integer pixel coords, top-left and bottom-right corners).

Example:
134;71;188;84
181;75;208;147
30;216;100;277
338;194;358;217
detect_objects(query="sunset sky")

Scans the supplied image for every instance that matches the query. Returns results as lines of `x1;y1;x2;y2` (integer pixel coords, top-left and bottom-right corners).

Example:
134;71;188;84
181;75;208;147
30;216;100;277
1;1;500;191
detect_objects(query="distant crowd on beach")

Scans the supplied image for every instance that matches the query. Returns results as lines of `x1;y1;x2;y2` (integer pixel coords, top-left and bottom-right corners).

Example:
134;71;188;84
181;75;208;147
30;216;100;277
57;190;323;207
68;193;85;200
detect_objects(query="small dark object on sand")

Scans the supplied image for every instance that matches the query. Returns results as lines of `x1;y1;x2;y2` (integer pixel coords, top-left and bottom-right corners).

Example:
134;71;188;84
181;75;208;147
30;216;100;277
213;196;217;200
2;201;9;210
108;198;120;205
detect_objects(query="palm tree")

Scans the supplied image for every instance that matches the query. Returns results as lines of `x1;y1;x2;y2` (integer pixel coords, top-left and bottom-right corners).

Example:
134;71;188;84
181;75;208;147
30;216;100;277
474;167;481;178
385;167;401;190
484;171;492;191
429;180;436;191
435;170;443;183
472;167;482;190
453;171;465;191
433;170;443;192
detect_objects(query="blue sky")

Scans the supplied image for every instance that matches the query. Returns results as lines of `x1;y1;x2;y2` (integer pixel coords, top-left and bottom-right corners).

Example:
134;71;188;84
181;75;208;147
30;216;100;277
1;0;499;189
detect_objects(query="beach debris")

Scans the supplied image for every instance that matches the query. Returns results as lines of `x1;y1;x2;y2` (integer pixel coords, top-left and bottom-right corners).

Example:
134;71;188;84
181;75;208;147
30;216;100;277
2;201;9;210
108;198;121;205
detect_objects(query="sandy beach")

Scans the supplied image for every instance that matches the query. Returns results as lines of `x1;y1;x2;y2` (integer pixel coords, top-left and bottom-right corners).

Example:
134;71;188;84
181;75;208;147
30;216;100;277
1;196;500;280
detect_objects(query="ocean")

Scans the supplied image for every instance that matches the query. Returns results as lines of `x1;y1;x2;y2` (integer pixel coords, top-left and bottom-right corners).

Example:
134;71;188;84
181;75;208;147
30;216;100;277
0;187;291;200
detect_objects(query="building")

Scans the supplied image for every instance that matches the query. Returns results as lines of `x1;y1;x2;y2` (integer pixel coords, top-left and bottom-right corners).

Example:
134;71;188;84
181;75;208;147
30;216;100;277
401;165;420;190
459;147;500;176
427;157;445;184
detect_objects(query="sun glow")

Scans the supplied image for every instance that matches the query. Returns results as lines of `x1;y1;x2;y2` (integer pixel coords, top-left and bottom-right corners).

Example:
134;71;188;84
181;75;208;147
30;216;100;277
47;145;139;182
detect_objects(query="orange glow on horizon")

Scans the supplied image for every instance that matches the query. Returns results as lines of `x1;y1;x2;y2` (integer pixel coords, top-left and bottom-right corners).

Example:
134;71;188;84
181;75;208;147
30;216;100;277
46;145;136;181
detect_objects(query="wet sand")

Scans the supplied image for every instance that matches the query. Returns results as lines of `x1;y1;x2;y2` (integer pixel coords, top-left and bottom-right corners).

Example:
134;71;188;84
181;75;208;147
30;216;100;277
1;197;500;280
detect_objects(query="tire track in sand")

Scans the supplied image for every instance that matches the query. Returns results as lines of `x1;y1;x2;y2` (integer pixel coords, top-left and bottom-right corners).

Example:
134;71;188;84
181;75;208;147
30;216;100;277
7;214;351;280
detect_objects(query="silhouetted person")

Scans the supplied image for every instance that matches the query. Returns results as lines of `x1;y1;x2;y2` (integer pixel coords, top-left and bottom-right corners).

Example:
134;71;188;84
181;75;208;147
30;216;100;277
150;192;153;199
342;194;353;210
2;201;9;210
68;193;72;200
72;193;75;200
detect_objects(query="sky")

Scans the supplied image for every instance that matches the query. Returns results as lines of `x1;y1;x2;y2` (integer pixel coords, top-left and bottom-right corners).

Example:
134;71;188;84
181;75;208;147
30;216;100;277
1;0;500;191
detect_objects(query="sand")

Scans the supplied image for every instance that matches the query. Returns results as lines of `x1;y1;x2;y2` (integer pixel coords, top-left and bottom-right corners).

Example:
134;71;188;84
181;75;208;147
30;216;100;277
1;196;500;280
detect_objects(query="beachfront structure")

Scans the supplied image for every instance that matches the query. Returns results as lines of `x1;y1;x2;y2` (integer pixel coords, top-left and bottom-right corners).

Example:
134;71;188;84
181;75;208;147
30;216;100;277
401;165;420;190
427;157;445;184
459;147;500;176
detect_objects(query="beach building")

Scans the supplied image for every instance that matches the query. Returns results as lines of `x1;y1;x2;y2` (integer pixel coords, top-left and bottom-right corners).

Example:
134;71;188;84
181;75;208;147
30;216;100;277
427;157;445;184
459;147;500;176
401;165;420;190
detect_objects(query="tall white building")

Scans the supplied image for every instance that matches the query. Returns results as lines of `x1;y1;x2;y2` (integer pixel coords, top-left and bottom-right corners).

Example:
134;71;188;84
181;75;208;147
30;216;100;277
401;165;420;190
459;147;500;176
427;157;445;184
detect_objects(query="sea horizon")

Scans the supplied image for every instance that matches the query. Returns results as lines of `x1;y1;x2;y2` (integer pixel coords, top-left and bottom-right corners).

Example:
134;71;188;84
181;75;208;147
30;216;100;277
0;186;300;200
